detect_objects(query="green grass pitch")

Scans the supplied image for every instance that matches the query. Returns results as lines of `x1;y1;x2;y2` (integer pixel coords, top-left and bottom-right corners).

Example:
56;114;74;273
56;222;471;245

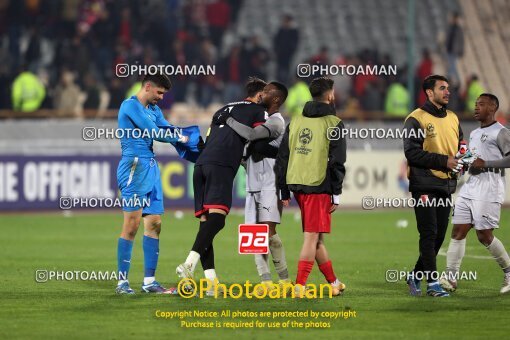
1;209;510;339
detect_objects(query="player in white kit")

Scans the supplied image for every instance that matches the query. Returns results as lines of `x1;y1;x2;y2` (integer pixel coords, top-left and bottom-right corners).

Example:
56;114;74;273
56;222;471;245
218;81;291;293
441;94;510;294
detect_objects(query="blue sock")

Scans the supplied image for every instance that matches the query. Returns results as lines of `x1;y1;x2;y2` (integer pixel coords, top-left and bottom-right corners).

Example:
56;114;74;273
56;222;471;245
143;235;159;278
117;238;134;281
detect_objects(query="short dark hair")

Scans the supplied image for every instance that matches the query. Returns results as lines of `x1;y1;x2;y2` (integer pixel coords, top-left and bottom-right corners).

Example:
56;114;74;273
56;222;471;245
142;74;172;90
309;77;334;99
245;77;267;97
269;81;288;104
480;93;499;110
422;75;448;95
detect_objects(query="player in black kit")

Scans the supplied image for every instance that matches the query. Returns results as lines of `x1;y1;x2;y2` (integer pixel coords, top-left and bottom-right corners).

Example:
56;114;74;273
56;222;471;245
176;77;283;294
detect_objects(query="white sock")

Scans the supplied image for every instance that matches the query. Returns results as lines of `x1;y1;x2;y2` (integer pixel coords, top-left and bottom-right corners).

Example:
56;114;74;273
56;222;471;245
446;238;466;280
143;276;155;285
254;254;271;281
117;279;128;286
204;269;217;282
427;280;439;287
185;251;200;272
269;234;289;280
486;237;510;272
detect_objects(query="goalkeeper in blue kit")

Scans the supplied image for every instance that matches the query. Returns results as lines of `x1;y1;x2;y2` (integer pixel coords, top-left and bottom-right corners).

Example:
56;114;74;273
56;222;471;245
115;74;201;294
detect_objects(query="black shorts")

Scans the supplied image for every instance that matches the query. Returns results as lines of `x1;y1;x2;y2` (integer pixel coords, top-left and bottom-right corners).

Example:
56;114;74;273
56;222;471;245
193;164;236;217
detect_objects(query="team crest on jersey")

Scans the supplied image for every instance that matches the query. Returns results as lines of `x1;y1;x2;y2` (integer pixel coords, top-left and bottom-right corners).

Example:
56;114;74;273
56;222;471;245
480;133;488;142
299;128;313;145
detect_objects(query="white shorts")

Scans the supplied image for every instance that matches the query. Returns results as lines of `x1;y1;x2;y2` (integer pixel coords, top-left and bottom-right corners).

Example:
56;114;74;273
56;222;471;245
452;196;501;230
245;190;282;224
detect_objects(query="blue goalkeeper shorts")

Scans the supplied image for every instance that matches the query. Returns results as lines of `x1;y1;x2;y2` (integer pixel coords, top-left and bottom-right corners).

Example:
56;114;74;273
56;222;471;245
117;156;164;215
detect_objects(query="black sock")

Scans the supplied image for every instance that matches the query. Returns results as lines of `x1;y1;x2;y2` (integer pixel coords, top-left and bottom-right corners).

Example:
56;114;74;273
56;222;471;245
196;221;216;270
192;213;226;257
201;244;215;270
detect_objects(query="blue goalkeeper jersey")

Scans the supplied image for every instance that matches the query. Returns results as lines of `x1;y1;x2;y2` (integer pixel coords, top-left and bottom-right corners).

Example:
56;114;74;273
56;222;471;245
118;96;180;158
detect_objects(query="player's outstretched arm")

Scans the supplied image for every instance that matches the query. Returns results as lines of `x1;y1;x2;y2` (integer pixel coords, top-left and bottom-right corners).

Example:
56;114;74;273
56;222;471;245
224;115;284;142
123;102;182;144
403;116;453;171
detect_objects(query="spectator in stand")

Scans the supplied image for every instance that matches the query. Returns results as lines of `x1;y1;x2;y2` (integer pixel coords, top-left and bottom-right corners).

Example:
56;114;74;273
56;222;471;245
108;77;127;110
310;46;330;66
246;35;270;80
206;0;231;46
465;74;485;112
285;77;312;118
11;66;46;112
24;26;42;72
385;76;410;117
83;73;101;110
168;39;189;102
221;44;244;103
90;6;116;80
53;70;82;117
416;49;433;106
118;7;133;48
445;12;464;85
273;14;299;84
446;83;463;113
198;38;219;108
361;80;384;112
352;62;378;99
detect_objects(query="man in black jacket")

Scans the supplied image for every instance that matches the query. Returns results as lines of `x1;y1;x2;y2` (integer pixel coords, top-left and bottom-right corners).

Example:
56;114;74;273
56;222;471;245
273;14;299;84
276;77;346;297
403;74;462;297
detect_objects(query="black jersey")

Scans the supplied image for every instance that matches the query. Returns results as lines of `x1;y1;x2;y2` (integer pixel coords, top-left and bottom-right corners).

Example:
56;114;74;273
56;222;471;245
196;101;266;170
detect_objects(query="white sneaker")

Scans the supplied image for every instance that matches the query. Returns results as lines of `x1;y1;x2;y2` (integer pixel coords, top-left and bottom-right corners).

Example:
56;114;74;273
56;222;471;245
293;284;306;298
176;263;194;280
439;278;457;292
205;279;228;297
331;280;346;296
176;263;194;292
500;273;510;294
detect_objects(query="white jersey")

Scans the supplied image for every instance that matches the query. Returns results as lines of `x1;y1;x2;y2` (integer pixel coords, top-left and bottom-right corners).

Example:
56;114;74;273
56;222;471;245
459;122;510;203
246;112;285;192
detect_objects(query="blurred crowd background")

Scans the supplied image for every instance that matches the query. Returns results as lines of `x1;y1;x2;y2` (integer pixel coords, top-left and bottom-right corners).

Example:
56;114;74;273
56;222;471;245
0;0;508;122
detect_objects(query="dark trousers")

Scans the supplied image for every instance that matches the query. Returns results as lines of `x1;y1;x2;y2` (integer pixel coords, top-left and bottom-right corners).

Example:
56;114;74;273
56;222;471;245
411;192;452;282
